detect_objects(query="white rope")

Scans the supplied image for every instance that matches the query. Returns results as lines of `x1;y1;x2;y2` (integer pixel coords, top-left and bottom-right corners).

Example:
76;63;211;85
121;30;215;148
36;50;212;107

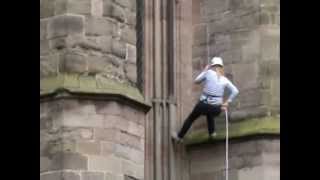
225;109;229;180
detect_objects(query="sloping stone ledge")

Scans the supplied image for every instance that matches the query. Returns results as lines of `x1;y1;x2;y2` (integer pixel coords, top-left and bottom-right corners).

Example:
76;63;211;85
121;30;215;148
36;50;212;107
184;115;280;146
40;74;151;112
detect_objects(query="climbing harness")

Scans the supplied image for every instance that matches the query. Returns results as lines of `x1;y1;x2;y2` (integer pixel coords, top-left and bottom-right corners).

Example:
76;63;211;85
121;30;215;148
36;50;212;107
225;109;229;180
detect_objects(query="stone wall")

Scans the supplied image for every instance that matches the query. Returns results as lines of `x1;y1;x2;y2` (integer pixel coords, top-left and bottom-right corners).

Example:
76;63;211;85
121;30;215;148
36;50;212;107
187;138;280;180
40;99;145;180
40;1;146;179
40;0;138;86
191;0;279;130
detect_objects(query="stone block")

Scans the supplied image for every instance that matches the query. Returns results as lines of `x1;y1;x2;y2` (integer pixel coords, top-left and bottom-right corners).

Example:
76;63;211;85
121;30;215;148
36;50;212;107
238;88;262;108
229;0;260;12
237;166;264;180
92;0;104;17
82;171;104;180
49;37;67;50
62;171;81;180
260;12;270;25
203;0;230;16
62;100;95;116
54;0;68;15
106;174;125;180
259;61;280;78
193;25;207;46
241;30;260;62
97;36;113;53
40;40;50;55
47;14;85;39
122;106;144;124
121;26;136;45
270;78;279;107
41;172;61;180
62;111;104;128
102;0;114;16
260;32;279;61
261;152;280;166
40;54;59;78
85;17;115;36
88;55;112;74
119;132;143;150
124;63;137;83
94;128;120;142
62;152;88;170
126;44;136;63
41;171;80;180
67;0;91;15
76;141;101;155
40;156;52;172
65;34;86;48
208;12;259;34
88;155;122;173
101;141;115;156
112;39;126;58
263;165;280;180
60;50;88;73
230;106;268;120
40;0;55;18
60;127;94;141
40;114;53;130
114;0;136;11
258;139;280;153
127;11;136;26
51;152;88;170
219;48;242;64
127;121;144;137
111;4;126;23
241;153;263;168
121;159;144;179
231;62;259;90
114;144;144;164
192;45;207;58
103;115;129;132
40;19;48;40
95;101;123;115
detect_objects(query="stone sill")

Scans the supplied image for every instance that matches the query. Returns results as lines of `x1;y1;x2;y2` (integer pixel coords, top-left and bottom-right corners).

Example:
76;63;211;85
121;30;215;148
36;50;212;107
184;115;280;146
40;74;152;112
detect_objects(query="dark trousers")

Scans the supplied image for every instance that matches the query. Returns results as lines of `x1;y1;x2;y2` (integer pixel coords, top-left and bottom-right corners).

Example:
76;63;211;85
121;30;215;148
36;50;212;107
178;101;221;138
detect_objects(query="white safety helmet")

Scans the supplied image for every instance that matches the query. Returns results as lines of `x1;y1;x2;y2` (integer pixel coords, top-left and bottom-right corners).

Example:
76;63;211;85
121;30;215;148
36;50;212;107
210;57;224;67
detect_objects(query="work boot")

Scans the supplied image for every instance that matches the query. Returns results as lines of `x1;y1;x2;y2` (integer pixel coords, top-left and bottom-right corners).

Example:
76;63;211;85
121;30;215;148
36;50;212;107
171;132;183;143
209;132;217;139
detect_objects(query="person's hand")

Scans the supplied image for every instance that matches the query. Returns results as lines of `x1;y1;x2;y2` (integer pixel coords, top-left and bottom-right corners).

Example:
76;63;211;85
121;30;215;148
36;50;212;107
204;64;211;71
221;102;228;111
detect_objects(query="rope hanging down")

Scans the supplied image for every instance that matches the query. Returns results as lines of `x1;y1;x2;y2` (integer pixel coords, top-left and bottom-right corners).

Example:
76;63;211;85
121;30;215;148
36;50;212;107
225;109;229;180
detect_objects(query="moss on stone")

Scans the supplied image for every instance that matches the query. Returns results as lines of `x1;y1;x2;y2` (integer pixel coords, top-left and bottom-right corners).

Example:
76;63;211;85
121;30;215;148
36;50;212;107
184;115;280;145
40;74;148;106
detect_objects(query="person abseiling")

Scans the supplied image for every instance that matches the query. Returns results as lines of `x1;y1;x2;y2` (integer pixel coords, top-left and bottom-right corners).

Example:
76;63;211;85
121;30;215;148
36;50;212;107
172;57;239;143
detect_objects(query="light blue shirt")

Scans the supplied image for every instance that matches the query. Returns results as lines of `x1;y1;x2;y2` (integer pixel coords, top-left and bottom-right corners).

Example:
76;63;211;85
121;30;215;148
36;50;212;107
195;69;239;105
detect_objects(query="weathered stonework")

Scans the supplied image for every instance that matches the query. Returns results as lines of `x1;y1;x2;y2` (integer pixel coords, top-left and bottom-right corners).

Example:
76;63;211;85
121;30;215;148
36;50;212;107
188;138;280;180
40;99;145;180
191;0;280;131
40;0;145;180
40;0;138;86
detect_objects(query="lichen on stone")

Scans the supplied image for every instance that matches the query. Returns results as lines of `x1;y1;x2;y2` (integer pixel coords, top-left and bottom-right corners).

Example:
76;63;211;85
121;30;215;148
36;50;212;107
40;74;147;106
184;115;280;145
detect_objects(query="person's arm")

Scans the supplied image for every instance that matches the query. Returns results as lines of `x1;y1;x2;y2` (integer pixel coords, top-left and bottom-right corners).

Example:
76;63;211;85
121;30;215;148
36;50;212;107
225;79;239;103
194;65;210;84
221;79;239;111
